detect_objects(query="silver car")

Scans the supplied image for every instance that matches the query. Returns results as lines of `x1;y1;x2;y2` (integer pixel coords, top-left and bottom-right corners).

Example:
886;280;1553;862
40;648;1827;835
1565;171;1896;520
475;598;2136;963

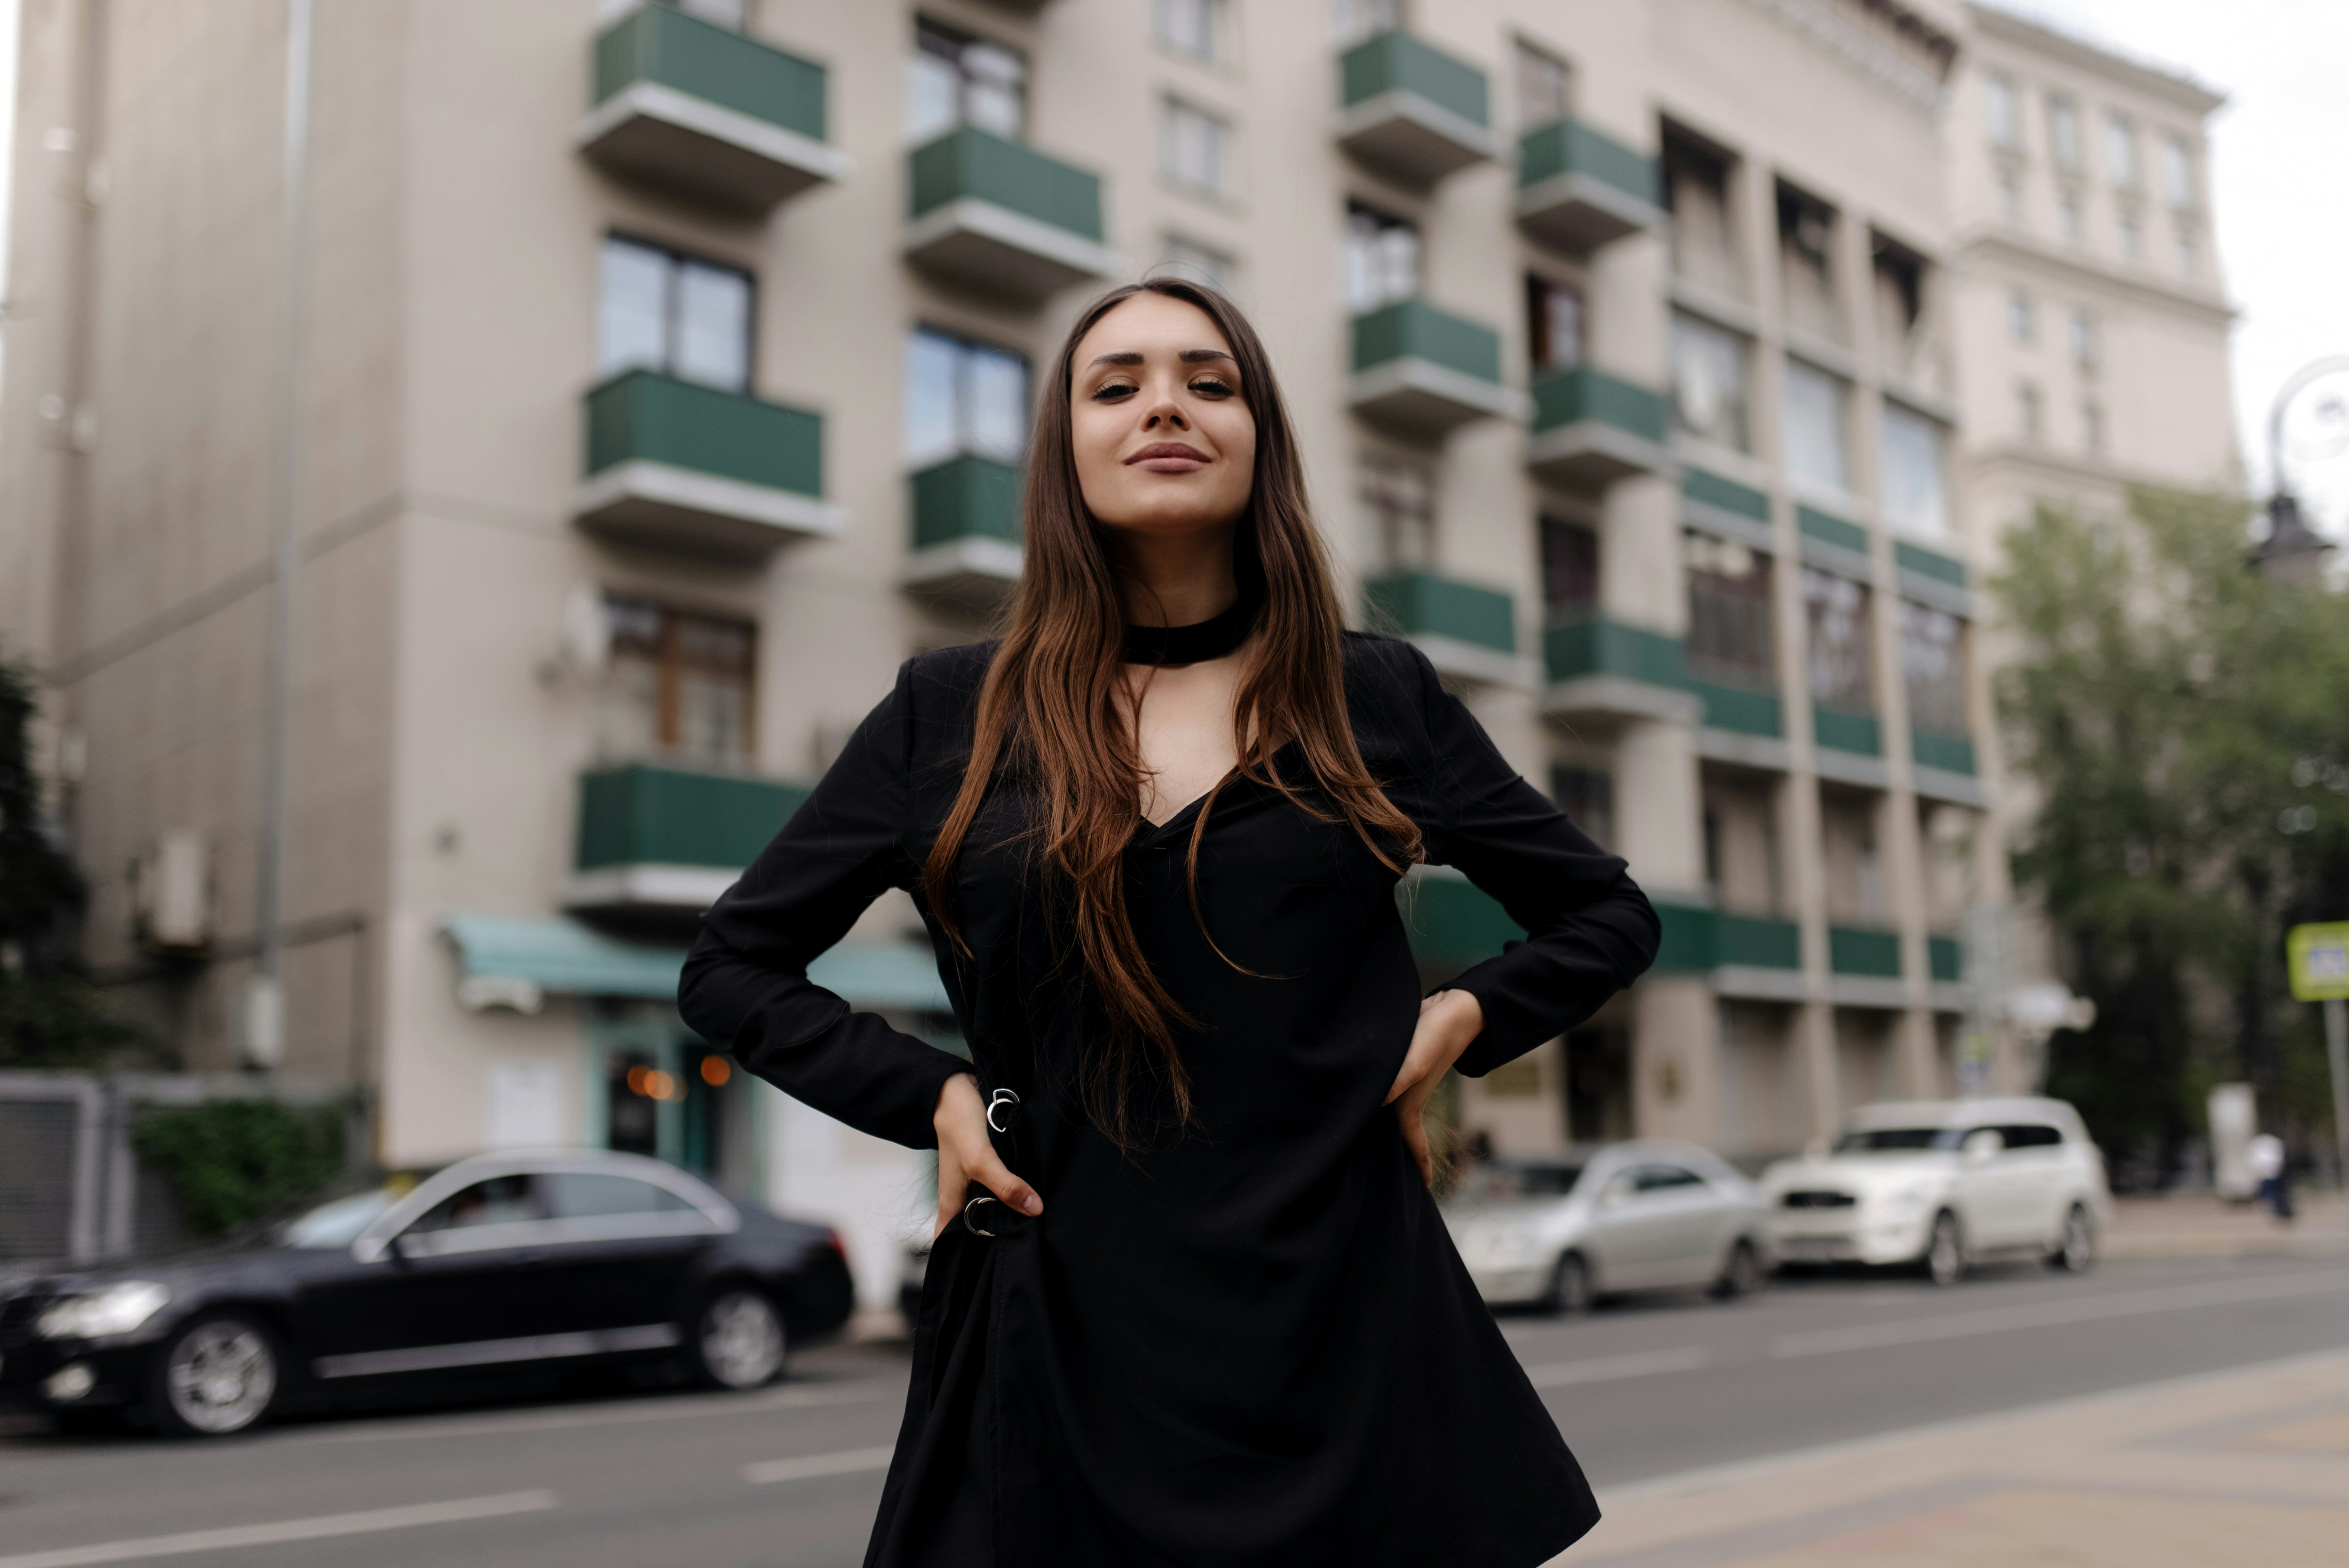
1442;1142;1773;1313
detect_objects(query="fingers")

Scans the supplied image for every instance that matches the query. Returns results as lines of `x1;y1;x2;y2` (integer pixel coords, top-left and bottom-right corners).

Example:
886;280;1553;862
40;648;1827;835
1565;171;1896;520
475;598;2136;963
964;1143;1043;1217
1396;1096;1434;1187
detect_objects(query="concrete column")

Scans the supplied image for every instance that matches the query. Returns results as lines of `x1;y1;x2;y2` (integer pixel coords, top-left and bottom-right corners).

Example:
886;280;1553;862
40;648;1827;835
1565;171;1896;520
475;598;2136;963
1600;474;1684;633
1895;1007;1941;1099
1634;980;1719;1144
1798;1002;1841;1145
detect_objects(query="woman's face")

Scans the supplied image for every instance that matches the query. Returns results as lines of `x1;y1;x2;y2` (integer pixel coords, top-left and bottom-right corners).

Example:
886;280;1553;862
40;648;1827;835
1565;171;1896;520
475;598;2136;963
1068;293;1257;541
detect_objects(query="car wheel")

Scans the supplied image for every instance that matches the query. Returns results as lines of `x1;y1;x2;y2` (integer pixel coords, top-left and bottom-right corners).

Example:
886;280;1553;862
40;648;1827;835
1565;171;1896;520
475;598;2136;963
1712;1238;1766;1301
2048;1203;2096;1273
150;1311;279;1438
692;1285;786;1391
1922;1211;1966;1287
1545;1253;1593;1317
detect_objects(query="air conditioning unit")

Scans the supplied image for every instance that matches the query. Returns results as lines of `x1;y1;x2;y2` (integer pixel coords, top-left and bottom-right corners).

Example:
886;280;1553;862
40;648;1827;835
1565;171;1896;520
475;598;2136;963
132;829;213;954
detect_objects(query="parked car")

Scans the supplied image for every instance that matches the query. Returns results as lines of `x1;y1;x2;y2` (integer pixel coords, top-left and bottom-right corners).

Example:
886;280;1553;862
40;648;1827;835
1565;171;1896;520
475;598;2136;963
1759;1097;2112;1285
0;1148;854;1438
1441;1142;1773;1314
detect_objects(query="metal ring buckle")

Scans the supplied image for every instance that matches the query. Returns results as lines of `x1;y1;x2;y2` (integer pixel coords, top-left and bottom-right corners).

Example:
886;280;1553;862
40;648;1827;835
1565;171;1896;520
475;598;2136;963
986;1088;1022;1134
963;1195;1001;1238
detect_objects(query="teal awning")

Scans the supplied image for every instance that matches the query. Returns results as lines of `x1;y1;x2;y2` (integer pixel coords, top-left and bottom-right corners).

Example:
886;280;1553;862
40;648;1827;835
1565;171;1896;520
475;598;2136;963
443;915;951;1013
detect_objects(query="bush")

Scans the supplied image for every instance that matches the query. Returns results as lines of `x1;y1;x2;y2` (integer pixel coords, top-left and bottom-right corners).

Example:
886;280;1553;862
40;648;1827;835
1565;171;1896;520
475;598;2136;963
131;1099;351;1238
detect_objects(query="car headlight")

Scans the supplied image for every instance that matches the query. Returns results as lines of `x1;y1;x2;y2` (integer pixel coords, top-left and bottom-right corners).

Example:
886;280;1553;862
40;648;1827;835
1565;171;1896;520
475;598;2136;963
37;1281;172;1341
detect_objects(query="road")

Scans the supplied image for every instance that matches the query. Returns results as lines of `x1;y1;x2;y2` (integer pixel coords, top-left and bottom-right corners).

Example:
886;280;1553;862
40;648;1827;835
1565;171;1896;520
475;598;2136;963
3;1250;2345;1567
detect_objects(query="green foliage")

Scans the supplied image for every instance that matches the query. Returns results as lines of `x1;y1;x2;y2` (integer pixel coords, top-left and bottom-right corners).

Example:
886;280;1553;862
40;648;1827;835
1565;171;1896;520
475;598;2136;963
131;1099;351;1238
1994;488;2349;1176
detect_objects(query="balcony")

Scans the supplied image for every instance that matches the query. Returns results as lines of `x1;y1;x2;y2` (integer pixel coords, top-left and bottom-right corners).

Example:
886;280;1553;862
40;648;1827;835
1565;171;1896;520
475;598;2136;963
1349;300;1520;436
1653;904;1804;999
905;127;1118;305
1813;703;1882;757
904;454;1023;604
1542;617;1700;724
1364;572;1520;685
577;371;841;559
566;762;811;913
1516;120;1663;252
1400;872;1522;972
1829;924;1903;978
579;4;848;214
1691;679;1783;739
1335;31;1496;187
1526;366;1671;489
1929;935;1964;984
1912;728;1976;776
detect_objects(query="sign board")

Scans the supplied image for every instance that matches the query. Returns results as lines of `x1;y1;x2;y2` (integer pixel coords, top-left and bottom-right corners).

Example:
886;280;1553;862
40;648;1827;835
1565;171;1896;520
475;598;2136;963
2286;922;2349;1002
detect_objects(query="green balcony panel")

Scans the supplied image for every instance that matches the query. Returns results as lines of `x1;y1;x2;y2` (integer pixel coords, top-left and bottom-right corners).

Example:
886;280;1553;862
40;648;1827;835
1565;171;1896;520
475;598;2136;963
1684;468;1769;524
1813;703;1881;757
1895;540;1968;588
1401;875;1522;970
1718;914;1802;970
580;4;847;213
1829;925;1903;979
1527;366;1671;489
905;127;1118;303
1798;505;1869;557
1912;729;1976;776
1929;935;1964;984
1693;680;1783;738
1516;120;1663;252
905;454;1023;603
1349;300;1518;434
569;763;811;911
1651;902;1713;974
1365;572;1518;682
1544;618;1686;687
577;370;839;558
1336;31;1495;186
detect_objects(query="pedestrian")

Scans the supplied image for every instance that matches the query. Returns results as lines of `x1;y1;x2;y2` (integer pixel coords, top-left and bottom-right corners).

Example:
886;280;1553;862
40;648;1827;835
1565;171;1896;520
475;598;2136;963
680;279;1660;1567
2247;1131;2293;1221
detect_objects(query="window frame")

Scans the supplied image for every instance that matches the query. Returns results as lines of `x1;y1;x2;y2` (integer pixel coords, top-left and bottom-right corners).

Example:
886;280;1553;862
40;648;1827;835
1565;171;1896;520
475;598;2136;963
597;233;758;395
1154;0;1222;65
905;325;1032;470
1161;95;1233;200
600;594;761;767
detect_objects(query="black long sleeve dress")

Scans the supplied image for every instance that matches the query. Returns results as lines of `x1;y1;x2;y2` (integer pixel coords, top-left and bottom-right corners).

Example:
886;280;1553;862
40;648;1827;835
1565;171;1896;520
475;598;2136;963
678;632;1661;1568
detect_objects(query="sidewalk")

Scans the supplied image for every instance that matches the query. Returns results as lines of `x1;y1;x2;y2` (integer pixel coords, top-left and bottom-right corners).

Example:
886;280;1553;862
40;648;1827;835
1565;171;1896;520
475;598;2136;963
1562;1347;2349;1566
2104;1191;2349;1260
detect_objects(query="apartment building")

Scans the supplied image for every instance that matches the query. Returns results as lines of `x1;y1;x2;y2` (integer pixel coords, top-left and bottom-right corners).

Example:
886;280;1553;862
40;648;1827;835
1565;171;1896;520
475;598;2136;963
4;0;2013;1299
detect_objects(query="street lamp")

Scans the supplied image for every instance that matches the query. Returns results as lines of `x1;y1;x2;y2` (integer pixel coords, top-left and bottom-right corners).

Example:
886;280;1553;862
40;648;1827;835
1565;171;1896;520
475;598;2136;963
2250;355;2349;583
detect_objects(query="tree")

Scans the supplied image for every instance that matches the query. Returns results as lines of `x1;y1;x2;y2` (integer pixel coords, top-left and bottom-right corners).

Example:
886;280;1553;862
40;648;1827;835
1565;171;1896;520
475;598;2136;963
1995;488;2349;1183
0;654;154;1068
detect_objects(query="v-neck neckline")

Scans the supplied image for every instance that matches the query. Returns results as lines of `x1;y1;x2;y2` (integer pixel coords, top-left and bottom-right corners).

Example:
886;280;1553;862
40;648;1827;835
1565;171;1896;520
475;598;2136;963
1132;741;1304;841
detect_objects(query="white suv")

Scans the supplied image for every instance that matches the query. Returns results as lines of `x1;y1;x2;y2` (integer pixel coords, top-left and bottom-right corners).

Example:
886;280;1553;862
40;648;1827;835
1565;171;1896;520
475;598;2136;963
1759;1098;2111;1285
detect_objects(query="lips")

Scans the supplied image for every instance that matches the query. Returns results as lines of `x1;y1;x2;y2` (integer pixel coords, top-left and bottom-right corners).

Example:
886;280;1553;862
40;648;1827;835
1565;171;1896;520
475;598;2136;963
1126;441;1209;472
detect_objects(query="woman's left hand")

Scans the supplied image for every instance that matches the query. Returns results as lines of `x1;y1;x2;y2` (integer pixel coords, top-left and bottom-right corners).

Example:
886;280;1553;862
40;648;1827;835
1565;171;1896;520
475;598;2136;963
1384;989;1484;1187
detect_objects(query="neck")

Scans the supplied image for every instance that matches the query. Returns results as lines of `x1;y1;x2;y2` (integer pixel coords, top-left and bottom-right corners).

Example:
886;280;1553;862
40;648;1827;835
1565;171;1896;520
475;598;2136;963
1113;522;1239;627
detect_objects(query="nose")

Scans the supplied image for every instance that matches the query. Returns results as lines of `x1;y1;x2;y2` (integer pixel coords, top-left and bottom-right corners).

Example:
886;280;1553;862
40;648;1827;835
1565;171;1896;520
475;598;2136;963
1141;386;1190;431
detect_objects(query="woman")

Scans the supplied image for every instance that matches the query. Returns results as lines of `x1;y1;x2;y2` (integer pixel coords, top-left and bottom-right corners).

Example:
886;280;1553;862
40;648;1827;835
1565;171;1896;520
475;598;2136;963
680;279;1659;1566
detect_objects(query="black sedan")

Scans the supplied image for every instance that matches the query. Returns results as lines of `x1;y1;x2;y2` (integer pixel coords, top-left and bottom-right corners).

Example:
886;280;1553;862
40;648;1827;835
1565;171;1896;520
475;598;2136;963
0;1148;854;1437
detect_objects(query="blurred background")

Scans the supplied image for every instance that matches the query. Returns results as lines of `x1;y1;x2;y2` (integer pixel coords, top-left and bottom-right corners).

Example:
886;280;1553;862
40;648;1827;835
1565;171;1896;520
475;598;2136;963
0;2;2345;1566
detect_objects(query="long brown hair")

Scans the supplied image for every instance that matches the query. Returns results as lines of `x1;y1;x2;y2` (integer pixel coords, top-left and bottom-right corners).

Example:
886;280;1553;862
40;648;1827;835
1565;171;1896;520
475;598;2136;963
922;279;1424;1145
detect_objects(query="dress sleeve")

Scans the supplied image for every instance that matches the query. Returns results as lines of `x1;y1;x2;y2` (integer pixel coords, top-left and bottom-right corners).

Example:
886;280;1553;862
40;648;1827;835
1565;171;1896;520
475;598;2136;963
677;661;972;1149
1400;647;1662;1077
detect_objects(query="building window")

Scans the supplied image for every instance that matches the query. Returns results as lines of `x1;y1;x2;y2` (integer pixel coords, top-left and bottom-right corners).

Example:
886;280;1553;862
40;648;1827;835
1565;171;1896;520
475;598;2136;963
1162;98;1229;197
2117;207;2142;262
598;236;753;394
2016;381;2042;440
1514;38;1574;130
2047;94;2080;169
2175;224;2198;279
2160;133;2195;207
1670;311;1750;452
2105;113;2138;188
1344;203;1419;312
1540;516;1598;615
1802;568;1873;715
1879;401;1948;540
1526;276;1584;372
1335;0;1403;46
1360;453;1435;572
1995;169;2022;223
1157;235;1235;291
907;18;1026;143
2080;399;2105;454
2006;287;2034;344
1664;128;1739;296
905;327;1030;468
1156;0;1221;62
2070;307;2098;373
1777;182;1839;340
600;598;757;767
1899;599;1966;739
1984;72;2017;147
1782;359;1849;494
1871;238;1926;363
2058;191;2084;244
1550;766;1614;850
1685;532;1774;691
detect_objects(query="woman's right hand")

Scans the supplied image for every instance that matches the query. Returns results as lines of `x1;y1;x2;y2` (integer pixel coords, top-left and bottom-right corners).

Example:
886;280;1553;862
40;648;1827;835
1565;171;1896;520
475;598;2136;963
932;1073;1043;1240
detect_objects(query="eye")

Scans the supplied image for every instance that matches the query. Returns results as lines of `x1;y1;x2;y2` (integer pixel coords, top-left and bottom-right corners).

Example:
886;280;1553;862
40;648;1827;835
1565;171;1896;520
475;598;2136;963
1189;376;1236;398
1091;381;1139;402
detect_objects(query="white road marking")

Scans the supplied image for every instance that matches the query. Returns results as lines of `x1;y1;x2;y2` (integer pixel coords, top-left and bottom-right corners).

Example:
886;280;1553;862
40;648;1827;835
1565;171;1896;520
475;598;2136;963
0;1491;558;1568
1520;1346;1713;1388
1771;1267;2349;1359
311;1377;895;1444
742;1445;900;1485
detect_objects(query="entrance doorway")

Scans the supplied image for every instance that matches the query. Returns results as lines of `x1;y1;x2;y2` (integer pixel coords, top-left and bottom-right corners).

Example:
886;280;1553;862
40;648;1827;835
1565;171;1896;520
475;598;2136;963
585;1006;759;1193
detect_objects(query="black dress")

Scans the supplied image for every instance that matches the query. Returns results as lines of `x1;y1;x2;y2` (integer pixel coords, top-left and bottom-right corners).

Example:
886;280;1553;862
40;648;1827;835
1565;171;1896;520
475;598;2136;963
679;633;1661;1567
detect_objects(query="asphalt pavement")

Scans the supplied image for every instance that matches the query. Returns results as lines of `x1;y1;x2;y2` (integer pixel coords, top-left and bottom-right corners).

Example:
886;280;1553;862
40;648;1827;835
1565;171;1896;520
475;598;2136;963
2;1248;2346;1567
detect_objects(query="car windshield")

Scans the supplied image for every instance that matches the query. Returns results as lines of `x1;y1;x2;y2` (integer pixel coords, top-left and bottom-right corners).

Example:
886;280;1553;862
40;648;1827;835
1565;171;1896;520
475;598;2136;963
1456;1162;1585;1200
1833;1127;1966;1154
278;1186;401;1248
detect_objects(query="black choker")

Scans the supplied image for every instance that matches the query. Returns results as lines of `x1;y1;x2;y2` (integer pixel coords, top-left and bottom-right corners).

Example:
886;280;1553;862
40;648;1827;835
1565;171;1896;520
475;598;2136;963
1122;579;1264;666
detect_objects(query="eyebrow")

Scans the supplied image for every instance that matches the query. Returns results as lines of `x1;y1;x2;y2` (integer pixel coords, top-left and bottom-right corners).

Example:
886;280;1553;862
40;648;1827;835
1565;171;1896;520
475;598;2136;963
1083;348;1238;370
